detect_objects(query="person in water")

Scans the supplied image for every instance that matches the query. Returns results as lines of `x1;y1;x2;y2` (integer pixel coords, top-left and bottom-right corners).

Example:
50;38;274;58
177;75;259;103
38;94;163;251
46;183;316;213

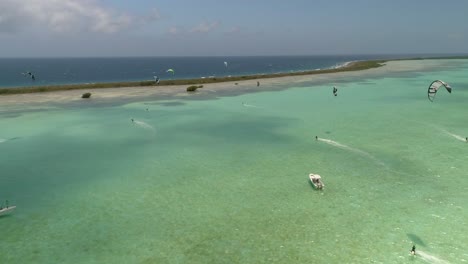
410;245;416;255
131;118;134;123
315;136;318;141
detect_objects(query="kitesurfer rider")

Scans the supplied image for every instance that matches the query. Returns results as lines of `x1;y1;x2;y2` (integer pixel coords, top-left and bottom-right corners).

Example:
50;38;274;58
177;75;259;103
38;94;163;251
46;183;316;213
410;245;416;255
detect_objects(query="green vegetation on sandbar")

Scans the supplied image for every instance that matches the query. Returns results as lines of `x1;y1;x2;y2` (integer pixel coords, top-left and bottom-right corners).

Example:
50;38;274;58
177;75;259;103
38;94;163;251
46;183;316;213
0;60;386;95
186;85;204;92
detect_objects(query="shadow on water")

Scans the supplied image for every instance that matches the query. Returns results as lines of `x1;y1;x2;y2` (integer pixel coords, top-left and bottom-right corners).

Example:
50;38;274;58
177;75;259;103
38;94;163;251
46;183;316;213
407;233;427;247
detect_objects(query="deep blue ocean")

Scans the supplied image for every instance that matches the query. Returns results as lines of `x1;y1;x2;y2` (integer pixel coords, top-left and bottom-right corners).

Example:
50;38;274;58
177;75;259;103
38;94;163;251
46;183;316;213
0;54;460;88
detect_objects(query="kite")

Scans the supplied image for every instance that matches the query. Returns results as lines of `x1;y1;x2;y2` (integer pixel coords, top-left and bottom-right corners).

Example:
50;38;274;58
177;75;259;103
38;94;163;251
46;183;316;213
428;80;451;102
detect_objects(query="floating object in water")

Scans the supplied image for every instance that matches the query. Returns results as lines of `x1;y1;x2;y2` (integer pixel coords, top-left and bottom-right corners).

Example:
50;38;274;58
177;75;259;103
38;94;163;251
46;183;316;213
309;173;324;190
0;206;16;216
0;201;15;217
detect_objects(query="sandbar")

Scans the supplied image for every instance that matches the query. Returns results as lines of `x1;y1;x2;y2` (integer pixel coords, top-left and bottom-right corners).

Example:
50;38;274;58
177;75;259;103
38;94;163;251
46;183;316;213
0;59;465;109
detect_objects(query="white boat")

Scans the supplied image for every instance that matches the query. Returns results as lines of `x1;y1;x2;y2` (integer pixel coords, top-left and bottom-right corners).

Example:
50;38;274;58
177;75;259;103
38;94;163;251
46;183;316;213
0;206;16;216
309;173;324;190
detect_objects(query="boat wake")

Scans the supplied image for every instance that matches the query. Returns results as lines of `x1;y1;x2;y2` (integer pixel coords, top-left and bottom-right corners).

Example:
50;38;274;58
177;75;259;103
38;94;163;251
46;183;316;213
442;130;466;142
0;137;20;144
317;138;385;166
242;102;262;108
425;123;466;142
417;251;451;264
133;120;155;131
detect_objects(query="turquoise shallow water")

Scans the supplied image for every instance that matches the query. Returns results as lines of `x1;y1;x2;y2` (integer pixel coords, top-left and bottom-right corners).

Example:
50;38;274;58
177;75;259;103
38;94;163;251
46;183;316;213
1;60;468;263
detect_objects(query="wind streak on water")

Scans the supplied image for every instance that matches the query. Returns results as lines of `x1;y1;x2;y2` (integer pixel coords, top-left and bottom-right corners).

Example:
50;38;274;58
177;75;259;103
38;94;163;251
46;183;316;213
317;138;386;167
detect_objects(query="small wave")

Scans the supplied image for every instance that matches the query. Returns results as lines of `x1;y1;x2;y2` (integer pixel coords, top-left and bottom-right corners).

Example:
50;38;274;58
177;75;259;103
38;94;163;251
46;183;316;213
0;139;6;143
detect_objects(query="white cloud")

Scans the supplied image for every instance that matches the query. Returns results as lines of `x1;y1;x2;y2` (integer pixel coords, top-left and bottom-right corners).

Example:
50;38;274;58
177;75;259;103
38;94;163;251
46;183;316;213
144;8;161;22
167;26;180;35
226;26;241;34
190;21;220;33
0;0;136;34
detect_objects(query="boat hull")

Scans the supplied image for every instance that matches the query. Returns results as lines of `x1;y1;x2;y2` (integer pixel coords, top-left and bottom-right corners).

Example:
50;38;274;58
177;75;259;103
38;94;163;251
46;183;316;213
309;174;324;190
0;206;16;216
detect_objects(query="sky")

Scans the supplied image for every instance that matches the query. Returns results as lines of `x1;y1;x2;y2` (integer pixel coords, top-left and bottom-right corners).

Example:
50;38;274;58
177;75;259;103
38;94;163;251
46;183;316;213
0;0;467;57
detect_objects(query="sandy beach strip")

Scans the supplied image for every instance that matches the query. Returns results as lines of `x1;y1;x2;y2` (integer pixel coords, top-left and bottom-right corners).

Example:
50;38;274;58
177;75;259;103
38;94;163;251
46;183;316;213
0;59;462;108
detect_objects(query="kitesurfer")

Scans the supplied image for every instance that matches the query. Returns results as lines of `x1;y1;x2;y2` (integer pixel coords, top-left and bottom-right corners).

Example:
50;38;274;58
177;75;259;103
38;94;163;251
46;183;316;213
31;74;35;81
410;245;416;255
315;136;318;141
131;119;134;123
257;81;260;87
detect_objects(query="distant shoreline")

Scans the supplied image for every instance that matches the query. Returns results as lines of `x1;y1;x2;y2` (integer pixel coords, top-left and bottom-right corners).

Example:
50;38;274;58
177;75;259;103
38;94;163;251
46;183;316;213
0;56;467;96
0;58;466;107
0;60;384;95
